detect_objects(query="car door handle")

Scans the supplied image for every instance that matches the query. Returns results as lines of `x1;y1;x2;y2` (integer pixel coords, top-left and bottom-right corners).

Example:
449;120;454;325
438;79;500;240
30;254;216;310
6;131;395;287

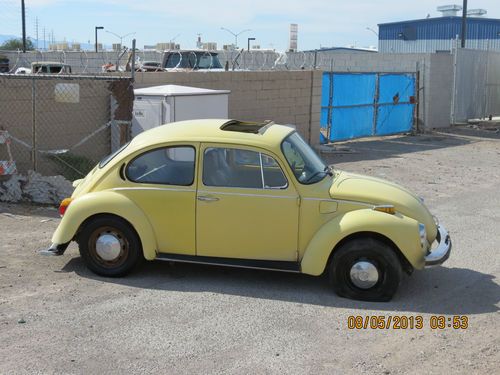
197;195;219;202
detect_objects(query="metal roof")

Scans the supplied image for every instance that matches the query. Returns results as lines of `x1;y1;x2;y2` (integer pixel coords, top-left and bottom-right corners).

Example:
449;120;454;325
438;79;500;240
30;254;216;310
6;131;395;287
134;85;230;97
378;16;500;40
303;47;377;53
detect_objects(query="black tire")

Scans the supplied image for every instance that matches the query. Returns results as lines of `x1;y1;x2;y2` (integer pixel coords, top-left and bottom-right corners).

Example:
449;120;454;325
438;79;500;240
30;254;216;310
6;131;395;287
78;216;142;277
329;237;402;302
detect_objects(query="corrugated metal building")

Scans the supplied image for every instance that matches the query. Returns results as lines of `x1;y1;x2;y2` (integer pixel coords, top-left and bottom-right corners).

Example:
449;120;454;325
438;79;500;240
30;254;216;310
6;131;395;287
379;16;500;53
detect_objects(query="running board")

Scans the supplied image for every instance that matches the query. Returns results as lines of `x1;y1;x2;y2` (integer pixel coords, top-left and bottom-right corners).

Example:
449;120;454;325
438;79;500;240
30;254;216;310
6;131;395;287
156;253;301;273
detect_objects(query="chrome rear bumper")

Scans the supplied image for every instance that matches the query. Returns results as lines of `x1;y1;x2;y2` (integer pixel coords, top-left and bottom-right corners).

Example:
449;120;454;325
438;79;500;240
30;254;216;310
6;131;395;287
425;225;452;267
39;242;69;256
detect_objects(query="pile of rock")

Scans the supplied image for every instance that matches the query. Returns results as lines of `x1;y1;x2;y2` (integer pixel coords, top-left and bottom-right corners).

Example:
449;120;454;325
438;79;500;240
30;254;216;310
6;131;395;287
0;171;73;205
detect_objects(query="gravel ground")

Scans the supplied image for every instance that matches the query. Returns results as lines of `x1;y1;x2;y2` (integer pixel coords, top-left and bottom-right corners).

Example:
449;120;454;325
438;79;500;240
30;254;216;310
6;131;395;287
0;127;499;374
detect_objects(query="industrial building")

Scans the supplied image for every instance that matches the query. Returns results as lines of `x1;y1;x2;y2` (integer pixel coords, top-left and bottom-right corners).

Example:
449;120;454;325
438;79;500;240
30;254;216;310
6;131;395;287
378;5;500;53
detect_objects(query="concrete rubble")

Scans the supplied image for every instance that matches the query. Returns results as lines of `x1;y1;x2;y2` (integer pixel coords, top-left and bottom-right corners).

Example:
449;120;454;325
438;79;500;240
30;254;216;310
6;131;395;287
0;171;73;205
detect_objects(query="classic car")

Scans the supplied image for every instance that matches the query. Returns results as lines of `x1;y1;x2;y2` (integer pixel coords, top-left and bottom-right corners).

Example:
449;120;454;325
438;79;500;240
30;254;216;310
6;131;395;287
31;61;72;74
42;119;451;301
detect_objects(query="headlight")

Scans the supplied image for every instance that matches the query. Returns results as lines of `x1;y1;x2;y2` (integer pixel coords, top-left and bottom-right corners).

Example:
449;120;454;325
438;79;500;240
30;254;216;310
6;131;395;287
418;223;427;250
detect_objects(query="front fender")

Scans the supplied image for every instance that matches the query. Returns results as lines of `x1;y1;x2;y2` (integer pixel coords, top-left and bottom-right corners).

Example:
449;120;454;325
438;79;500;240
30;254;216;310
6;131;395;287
300;209;423;276
51;191;157;260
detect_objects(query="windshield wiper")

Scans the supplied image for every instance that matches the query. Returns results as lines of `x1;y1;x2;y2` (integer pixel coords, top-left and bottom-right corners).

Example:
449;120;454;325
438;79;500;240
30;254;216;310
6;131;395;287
324;165;334;176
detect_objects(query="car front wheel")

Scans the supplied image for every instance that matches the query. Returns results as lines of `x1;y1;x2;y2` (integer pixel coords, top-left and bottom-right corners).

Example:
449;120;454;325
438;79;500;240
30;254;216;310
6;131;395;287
329;237;402;302
78;216;142;277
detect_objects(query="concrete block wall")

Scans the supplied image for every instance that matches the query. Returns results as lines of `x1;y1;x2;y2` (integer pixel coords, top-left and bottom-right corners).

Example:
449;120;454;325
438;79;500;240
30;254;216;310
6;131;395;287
134;70;323;144
2;49;471;133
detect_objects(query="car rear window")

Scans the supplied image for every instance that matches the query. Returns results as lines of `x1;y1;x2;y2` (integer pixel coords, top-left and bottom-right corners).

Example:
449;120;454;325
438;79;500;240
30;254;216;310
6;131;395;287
98;142;130;168
126;146;195;185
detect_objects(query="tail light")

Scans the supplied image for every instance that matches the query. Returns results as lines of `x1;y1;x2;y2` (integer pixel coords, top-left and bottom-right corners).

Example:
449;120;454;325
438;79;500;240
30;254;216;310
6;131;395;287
59;198;73;217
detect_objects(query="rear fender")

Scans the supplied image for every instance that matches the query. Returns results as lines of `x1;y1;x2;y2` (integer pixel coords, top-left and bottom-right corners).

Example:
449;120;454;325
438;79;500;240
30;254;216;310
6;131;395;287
300;209;423;276
51;191;157;260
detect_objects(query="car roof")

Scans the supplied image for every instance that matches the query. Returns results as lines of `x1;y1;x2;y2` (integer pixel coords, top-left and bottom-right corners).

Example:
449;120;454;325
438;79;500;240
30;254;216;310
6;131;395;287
128;119;295;154
165;50;218;55
31;61;70;66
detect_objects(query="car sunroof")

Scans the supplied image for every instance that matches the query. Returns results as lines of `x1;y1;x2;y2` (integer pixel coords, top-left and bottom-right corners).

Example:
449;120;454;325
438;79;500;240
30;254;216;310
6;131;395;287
220;120;274;134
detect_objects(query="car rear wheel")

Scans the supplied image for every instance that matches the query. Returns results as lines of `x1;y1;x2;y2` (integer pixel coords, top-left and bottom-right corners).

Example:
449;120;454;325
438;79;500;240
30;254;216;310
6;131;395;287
78;216;142;277
329;238;402;302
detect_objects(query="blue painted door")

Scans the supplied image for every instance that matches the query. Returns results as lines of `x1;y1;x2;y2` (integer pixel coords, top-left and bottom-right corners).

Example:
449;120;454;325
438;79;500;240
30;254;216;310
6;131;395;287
320;72;416;142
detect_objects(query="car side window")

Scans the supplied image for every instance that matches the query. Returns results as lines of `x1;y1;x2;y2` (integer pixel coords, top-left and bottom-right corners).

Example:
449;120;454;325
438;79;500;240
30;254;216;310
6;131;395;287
262;155;288;189
126;146;195;185
203;147;287;189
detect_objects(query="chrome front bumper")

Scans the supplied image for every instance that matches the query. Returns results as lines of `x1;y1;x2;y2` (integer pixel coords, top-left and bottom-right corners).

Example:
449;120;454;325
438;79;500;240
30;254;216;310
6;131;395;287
425;225;452;267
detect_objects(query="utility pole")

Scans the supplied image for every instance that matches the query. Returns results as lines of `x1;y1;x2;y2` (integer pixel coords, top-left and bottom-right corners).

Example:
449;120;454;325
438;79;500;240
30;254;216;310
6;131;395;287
21;0;26;52
461;0;468;48
35;17;39;50
43;27;46;50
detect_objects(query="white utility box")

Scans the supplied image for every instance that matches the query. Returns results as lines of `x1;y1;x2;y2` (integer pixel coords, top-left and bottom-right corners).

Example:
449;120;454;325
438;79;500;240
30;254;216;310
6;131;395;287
132;85;230;137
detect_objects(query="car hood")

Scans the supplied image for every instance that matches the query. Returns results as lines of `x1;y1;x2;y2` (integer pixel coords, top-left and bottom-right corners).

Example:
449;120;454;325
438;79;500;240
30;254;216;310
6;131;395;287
330;171;437;242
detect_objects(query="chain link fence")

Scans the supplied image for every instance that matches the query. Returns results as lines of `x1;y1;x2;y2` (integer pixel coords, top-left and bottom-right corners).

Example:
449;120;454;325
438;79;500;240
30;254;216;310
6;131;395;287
0;74;133;203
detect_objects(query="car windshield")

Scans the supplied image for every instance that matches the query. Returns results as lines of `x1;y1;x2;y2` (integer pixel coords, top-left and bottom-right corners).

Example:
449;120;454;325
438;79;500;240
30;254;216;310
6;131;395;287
164;52;222;69
99;142;130;168
281;132;330;185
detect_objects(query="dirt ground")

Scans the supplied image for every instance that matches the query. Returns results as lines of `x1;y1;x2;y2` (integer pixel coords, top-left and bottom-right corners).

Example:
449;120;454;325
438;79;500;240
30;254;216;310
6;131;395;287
0;126;499;374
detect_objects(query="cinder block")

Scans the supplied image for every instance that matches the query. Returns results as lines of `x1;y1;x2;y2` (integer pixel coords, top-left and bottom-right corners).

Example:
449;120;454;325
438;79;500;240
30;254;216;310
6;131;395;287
278;88;292;98
262;80;278;90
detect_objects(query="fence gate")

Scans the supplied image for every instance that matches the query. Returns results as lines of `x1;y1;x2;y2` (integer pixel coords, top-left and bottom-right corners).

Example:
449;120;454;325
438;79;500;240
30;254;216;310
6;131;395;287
320;72;416;142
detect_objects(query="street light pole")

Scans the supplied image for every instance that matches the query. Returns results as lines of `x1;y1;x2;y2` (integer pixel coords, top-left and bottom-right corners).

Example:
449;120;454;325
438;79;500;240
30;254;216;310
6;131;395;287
365;27;378;37
105;30;136;48
95;26;104;52
247;37;256;51
220;27;251;49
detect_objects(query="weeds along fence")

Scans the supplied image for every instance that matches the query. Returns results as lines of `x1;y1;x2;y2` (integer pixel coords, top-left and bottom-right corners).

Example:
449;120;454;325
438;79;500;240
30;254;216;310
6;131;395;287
0;74;133;181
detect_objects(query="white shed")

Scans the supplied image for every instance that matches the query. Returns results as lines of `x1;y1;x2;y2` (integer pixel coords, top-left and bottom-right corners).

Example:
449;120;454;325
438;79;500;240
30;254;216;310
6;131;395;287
131;84;230;137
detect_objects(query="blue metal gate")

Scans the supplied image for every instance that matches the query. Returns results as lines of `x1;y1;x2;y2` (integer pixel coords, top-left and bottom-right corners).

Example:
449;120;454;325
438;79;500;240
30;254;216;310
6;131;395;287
320;72;416;143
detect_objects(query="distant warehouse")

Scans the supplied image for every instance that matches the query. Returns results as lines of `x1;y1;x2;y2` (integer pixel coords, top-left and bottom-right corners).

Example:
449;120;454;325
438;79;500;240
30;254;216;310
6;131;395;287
378;4;500;53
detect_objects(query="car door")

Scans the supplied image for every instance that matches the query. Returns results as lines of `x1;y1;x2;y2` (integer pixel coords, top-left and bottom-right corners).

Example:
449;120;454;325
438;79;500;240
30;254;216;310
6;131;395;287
196;143;299;261
123;144;197;255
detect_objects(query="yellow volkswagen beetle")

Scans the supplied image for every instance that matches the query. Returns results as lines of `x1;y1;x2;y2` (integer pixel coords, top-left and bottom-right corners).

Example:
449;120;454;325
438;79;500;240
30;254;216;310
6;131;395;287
42;119;451;301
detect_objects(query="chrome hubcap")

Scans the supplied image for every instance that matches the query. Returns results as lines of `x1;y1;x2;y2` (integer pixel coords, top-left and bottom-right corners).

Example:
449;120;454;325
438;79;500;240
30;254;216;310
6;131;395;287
95;233;122;261
349;261;379;289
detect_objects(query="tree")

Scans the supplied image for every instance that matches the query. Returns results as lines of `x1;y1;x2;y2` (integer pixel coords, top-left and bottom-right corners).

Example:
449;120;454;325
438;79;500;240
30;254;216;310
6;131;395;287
0;38;35;51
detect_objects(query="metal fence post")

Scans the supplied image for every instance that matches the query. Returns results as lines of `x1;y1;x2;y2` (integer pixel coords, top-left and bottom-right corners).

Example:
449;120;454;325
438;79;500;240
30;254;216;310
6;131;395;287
31;76;37;171
131;39;136;82
372;73;380;136
415;64;421;133
450;38;459;125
